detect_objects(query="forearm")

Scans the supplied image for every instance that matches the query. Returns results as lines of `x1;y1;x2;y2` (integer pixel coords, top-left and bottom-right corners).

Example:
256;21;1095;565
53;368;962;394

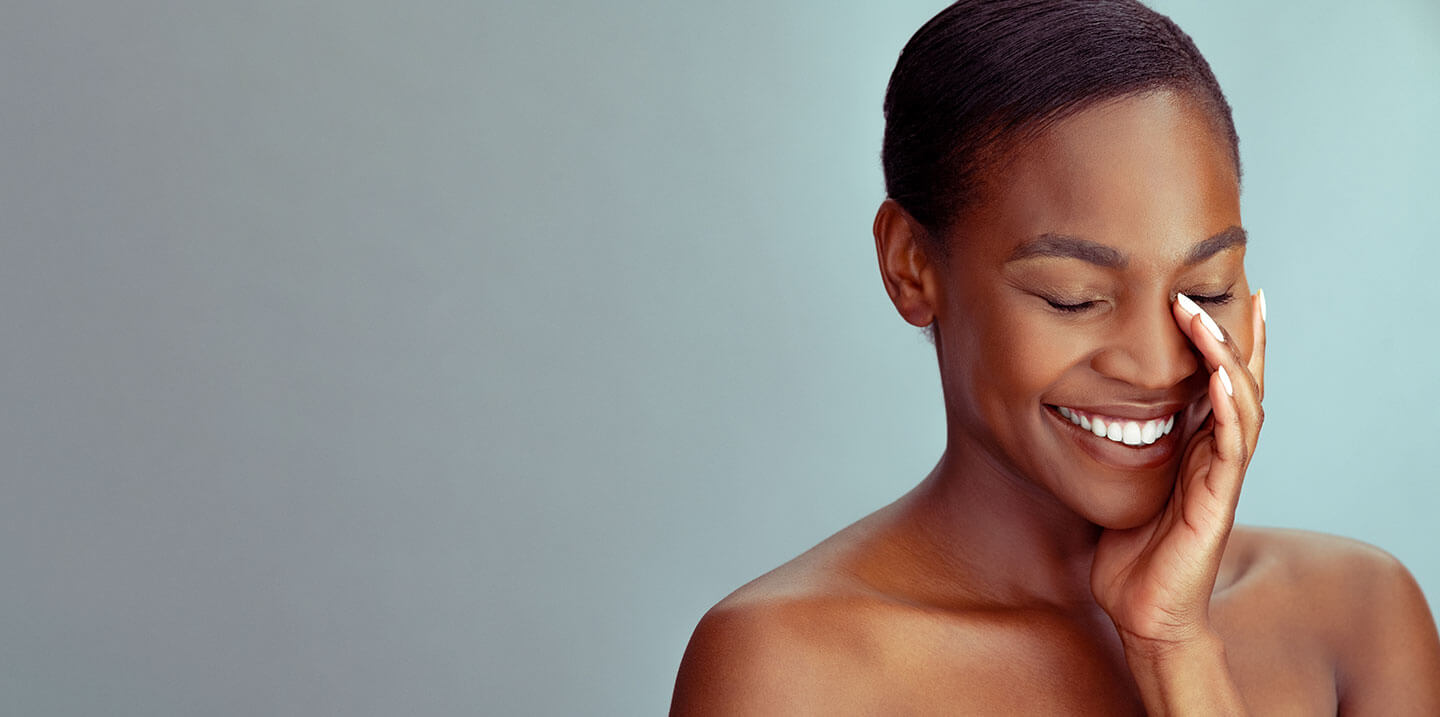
1120;630;1248;716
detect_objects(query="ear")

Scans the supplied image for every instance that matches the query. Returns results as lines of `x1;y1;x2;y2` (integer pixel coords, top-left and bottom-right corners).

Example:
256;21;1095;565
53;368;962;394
873;199;940;328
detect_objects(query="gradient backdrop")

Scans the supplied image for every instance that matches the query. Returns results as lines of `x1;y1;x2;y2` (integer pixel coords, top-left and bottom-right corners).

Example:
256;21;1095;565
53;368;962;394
3;1;1437;714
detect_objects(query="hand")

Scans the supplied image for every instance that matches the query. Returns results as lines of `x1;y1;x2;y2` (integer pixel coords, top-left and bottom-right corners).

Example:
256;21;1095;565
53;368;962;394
1090;290;1267;650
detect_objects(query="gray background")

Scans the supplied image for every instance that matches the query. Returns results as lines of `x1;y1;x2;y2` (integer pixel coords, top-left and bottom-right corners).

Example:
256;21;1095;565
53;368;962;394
2;1;1437;715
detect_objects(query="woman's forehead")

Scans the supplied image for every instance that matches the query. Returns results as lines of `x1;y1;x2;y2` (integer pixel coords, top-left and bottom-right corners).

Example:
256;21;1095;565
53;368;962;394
954;90;1242;263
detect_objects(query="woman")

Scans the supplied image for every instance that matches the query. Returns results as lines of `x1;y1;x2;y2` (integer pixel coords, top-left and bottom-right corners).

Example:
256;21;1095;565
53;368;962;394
671;1;1440;713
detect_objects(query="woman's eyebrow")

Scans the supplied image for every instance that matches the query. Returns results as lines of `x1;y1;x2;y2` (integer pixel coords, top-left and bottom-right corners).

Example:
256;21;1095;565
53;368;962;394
1006;226;1247;268
1182;226;1247;265
1007;235;1126;267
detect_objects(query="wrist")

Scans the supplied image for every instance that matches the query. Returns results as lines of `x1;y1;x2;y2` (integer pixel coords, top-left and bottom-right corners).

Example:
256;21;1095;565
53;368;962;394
1120;629;1248;716
1119;624;1223;662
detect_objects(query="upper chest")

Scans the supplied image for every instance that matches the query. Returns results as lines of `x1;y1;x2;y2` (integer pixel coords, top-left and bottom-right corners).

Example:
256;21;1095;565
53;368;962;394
836;604;1337;715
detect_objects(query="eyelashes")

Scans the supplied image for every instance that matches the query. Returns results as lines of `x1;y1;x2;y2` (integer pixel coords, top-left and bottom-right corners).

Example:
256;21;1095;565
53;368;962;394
1046;298;1099;313
1044;291;1234;314
1191;291;1235;306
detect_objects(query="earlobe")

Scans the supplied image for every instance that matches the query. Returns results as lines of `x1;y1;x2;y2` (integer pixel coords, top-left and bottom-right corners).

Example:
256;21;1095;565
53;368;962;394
873;199;939;328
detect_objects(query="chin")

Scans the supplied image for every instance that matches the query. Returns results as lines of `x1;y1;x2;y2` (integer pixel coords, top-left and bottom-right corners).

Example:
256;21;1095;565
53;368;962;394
1079;477;1175;530
1091;506;1166;531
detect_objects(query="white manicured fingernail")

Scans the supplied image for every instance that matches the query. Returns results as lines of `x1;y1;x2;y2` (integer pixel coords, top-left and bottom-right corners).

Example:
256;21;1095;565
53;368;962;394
1176;293;1201;316
1217;365;1234;397
1198;309;1225;343
1258;288;1267;323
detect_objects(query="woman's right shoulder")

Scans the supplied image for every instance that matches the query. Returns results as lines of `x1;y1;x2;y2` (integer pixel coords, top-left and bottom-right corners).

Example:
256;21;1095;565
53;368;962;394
667;509;960;715
669;542;1041;715
668;578;885;715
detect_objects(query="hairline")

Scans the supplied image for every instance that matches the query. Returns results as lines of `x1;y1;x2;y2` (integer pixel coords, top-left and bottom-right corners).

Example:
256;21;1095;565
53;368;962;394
919;82;1241;257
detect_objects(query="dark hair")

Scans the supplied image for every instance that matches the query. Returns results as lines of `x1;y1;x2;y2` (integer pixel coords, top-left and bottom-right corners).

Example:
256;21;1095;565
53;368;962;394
882;0;1240;246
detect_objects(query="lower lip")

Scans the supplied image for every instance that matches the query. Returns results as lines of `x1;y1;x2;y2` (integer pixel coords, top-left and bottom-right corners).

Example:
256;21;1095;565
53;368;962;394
1045;405;1182;471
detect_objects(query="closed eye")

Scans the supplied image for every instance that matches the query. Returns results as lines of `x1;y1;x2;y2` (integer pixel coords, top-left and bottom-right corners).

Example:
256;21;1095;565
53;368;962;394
1190;291;1234;306
1044;290;1233;313
1045;298;1099;313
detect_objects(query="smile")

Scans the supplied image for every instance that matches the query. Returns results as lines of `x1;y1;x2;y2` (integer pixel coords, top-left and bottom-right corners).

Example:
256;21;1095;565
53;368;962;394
1055;406;1176;447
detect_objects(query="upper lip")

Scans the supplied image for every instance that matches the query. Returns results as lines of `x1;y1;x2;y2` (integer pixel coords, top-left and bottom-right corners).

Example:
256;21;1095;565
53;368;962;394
1048;402;1190;421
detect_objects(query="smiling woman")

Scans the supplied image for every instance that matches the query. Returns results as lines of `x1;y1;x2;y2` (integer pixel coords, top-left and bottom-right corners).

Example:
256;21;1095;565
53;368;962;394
671;1;1440;714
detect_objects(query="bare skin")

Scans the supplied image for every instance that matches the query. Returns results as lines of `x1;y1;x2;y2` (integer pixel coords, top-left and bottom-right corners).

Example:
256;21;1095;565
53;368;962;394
671;91;1440;715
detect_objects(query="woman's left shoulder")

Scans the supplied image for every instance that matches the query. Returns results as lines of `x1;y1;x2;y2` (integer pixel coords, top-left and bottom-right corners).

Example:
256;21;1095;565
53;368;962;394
1224;525;1426;620
1228;525;1413;587
1223;525;1440;709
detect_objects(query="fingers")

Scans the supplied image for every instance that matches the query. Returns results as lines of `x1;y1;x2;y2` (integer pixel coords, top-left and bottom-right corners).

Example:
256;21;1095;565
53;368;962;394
1168;295;1250;519
1248;289;1266;402
1171;294;1245;372
1172;293;1263;455
1204;363;1247;509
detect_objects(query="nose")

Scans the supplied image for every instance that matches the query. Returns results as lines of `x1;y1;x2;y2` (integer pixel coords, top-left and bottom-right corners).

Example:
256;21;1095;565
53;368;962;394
1089;299;1199;390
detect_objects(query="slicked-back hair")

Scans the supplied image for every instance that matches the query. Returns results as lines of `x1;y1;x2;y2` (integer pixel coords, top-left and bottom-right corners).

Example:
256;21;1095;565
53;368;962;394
882;0;1240;247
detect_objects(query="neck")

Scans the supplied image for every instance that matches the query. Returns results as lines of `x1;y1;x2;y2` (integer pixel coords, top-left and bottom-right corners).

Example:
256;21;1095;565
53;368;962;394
900;430;1109;609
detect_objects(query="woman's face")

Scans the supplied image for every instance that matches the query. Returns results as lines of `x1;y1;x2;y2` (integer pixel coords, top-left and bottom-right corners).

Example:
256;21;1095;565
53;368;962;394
934;90;1252;529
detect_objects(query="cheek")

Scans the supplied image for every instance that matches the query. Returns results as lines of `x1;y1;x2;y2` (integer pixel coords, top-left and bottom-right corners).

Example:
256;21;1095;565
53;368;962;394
980;304;1097;394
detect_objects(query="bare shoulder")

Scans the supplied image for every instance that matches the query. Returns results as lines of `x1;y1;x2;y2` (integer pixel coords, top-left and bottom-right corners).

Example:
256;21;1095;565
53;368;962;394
1222;526;1432;637
670;501;923;713
670;591;864;715
670;529;1123;715
670;577;1068;715
1225;526;1429;618
1227;526;1413;592
1223;526;1440;711
668;507;1031;715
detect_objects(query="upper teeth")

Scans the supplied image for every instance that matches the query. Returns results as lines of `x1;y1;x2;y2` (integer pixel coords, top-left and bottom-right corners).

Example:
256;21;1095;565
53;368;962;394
1057;406;1175;447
